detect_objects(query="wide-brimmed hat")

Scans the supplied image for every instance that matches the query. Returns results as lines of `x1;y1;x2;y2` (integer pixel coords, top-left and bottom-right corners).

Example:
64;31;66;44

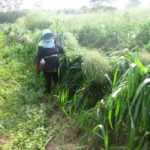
41;29;55;39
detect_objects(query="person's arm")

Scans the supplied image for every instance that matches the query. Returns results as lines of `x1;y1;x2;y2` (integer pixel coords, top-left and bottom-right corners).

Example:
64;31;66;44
35;46;43;73
55;41;65;54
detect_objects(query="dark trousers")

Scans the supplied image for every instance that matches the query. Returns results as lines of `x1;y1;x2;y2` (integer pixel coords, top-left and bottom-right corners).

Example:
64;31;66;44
43;71;59;94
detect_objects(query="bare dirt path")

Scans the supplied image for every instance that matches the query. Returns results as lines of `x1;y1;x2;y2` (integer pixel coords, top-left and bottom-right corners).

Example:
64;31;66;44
45;104;85;150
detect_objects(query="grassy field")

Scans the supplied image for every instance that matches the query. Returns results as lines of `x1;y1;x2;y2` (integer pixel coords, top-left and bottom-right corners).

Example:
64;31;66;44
0;7;150;150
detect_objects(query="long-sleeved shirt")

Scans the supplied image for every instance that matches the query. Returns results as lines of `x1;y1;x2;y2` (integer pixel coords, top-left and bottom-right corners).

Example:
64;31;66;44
36;40;64;72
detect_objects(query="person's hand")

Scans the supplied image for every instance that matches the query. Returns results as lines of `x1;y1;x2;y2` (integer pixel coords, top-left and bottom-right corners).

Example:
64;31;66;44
36;64;40;74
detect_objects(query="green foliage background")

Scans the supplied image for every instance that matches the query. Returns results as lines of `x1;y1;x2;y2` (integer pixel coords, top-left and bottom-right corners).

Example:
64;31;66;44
1;6;150;150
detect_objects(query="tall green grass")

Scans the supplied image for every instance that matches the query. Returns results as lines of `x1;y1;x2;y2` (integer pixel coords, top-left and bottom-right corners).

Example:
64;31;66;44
0;30;52;150
82;50;112;84
1;7;150;149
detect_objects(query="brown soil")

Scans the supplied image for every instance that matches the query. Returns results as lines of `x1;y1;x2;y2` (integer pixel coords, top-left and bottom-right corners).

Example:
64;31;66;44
45;104;85;150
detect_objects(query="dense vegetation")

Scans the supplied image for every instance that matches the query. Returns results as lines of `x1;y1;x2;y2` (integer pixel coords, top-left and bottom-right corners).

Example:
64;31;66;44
0;7;150;150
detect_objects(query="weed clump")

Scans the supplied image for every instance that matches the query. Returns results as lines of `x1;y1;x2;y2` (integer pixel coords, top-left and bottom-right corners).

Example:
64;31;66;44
82;50;112;84
62;32;79;49
139;50;150;66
